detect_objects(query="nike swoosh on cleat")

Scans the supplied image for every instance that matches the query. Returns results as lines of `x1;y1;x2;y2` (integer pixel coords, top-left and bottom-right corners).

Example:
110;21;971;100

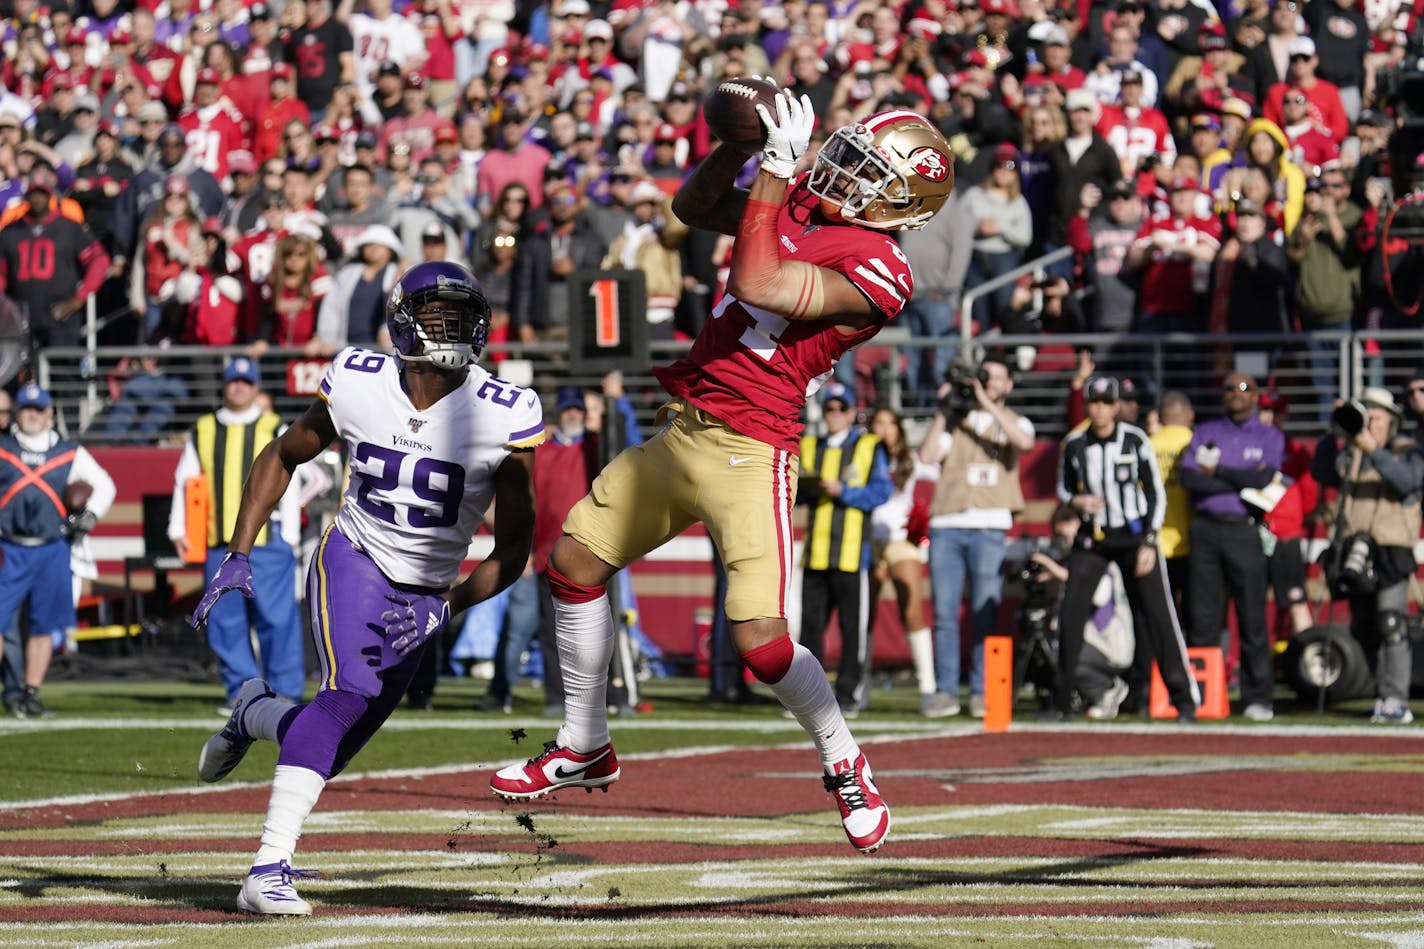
550;749;610;780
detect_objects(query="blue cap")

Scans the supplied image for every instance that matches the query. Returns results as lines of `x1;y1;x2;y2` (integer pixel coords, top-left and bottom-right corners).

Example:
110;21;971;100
15;383;50;410
223;357;259;384
820;382;856;408
555;385;585;412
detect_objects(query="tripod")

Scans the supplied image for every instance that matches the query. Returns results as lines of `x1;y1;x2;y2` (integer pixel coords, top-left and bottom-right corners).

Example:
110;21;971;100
1013;590;1058;703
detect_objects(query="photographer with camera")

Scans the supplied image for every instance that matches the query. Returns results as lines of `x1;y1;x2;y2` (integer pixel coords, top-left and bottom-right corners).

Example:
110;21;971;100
1052;376;1199;722
1310;388;1424;724
917;349;1034;718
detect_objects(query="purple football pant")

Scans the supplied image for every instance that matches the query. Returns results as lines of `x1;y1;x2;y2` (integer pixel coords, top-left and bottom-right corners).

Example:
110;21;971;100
276;525;439;779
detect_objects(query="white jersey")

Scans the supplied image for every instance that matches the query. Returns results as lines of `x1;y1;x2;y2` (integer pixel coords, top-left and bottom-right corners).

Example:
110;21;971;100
320;347;545;587
351;12;426;98
870;459;940;545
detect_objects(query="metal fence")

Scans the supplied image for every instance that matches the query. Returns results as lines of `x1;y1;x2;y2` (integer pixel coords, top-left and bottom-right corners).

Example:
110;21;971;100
33;326;1417;446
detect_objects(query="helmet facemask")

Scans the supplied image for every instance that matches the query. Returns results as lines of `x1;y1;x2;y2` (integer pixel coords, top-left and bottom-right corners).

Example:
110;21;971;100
807;112;953;230
388;268;491;371
808;125;910;225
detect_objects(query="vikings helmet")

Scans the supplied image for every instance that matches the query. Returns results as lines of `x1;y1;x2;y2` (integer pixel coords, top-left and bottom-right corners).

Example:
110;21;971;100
386;260;491;370
807;110;954;231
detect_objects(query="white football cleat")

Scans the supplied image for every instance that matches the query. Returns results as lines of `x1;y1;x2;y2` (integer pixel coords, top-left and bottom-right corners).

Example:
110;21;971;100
236;860;315;915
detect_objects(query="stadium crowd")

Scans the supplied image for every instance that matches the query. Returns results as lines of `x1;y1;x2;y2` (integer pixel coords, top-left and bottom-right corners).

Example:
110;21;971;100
0;0;1421;725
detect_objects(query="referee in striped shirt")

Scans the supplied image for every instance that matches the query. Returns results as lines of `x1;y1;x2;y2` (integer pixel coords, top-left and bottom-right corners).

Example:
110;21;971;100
1053;376;1200;721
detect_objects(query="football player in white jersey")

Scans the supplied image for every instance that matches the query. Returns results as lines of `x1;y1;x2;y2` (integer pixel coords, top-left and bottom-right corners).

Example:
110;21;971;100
189;261;543;915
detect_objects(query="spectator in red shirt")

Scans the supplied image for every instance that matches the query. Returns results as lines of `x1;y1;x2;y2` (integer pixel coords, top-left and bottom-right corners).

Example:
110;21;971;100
1279;87;1340;178
1263;37;1349;142
1126;175;1221;335
378;73;455;165
254;64;311;165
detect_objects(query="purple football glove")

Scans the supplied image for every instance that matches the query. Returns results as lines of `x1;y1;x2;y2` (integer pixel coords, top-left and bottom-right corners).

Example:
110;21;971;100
382;592;451;656
188;551;255;630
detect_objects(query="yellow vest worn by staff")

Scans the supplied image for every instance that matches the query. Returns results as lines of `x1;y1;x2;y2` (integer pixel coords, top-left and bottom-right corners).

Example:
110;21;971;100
800;429;882;573
193;411;282;548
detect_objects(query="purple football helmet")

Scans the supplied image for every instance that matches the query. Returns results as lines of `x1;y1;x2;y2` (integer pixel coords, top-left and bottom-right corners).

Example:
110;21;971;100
386;260;491;370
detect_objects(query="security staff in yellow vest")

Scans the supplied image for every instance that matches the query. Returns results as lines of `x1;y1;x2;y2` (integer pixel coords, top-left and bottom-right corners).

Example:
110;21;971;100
796;384;893;717
167;357;305;711
917;351;1035;720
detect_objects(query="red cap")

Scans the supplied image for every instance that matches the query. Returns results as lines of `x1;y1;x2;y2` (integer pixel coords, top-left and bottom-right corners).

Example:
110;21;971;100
270;61;293;80
1170;174;1199;193
196;67;221;85
95;120;119;137
404;72;427;90
228;149;257;173
109;28;132;44
982;0;1015;14
654;122;679;142
993;141;1019;165
202;216;224;234
1258;387;1290;413
51;73;74;90
963;49;990;68
313;123;337;142
66;26;87;46
434;126;458;144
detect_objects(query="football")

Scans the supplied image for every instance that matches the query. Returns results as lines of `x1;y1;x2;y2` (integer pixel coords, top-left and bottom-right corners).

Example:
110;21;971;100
64;480;93;514
701;76;781;152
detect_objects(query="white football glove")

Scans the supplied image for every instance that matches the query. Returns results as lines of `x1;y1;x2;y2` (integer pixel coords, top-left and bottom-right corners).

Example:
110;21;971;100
755;91;815;180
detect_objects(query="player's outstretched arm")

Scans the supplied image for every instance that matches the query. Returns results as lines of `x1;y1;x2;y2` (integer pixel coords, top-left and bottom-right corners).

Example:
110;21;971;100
671;144;755;236
444;448;536;617
227;399;338;557
726;93;876;328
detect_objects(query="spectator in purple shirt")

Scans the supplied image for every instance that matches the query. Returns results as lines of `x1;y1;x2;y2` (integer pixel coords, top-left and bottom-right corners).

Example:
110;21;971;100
1179;372;1285;722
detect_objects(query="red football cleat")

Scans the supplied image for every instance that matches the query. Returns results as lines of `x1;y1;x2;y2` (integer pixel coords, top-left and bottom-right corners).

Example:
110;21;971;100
490;740;620;801
823;751;890;854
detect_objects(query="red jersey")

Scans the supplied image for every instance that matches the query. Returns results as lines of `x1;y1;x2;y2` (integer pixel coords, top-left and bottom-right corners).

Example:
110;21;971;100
1284;123;1341;177
177;103;247;178
531;433;600;572
1132;214;1221;316
653;179;913;452
1263;80;1349;142
1097;104;1175;193
264;267;333;346
255;97;312;165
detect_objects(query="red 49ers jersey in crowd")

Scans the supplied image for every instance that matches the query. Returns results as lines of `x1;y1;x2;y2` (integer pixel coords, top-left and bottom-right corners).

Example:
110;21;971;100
1133;213;1221;316
177;103;248;179
653;177;913;452
1097;104;1176;192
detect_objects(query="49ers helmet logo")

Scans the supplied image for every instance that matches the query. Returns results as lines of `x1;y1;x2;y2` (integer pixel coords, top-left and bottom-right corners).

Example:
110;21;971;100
910;148;949;182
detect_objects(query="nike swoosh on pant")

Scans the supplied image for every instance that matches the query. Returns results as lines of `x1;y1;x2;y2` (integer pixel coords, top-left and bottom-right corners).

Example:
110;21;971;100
551;750;610;780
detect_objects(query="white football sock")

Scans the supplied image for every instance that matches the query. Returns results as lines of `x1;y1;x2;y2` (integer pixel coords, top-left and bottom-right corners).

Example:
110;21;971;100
252;765;325;868
906;628;937;695
243;697;290;743
771;643;860;772
553;594;613;751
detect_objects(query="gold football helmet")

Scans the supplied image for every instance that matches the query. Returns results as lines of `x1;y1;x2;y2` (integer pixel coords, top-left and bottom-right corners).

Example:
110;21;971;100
807;110;954;231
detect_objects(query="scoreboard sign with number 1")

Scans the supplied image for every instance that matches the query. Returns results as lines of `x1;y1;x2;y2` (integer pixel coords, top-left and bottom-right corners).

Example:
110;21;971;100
568;269;648;375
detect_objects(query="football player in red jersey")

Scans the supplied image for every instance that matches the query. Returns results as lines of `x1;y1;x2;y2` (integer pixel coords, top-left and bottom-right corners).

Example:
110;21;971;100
490;95;953;856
